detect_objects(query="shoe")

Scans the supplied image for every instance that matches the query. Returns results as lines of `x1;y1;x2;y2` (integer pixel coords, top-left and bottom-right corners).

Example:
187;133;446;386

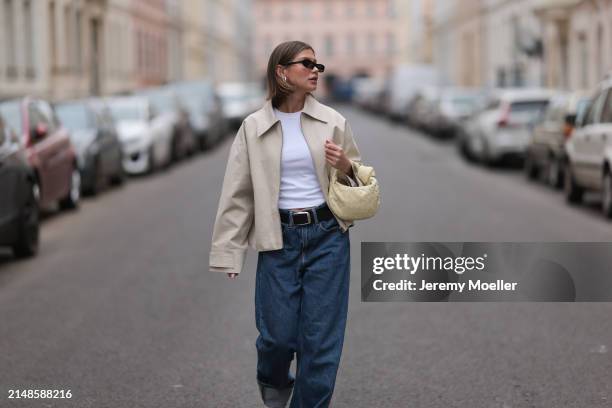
257;377;295;408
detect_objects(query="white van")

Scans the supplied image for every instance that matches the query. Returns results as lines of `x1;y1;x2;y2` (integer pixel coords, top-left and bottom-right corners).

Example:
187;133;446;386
385;64;440;121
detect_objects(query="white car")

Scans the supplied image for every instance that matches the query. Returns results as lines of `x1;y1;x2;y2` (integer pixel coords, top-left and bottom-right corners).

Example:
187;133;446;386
423;87;486;138
217;82;265;129
462;88;555;165
563;77;612;216
106;96;173;175
352;77;385;111
135;87;197;161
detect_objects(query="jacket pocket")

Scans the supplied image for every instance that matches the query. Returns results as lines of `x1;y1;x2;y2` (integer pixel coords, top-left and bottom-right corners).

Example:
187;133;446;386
317;217;340;233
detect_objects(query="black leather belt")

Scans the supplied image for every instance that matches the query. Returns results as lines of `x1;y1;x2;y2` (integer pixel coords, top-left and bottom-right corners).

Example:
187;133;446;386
279;204;334;226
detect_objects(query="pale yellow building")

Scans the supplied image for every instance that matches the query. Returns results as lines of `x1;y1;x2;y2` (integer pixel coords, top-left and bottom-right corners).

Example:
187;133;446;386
433;0;486;87
181;0;208;80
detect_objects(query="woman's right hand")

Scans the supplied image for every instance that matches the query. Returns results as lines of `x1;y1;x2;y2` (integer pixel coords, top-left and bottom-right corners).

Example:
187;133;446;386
227;273;238;279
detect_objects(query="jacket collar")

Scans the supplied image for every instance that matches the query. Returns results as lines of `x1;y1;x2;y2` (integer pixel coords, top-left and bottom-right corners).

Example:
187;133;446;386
255;93;328;138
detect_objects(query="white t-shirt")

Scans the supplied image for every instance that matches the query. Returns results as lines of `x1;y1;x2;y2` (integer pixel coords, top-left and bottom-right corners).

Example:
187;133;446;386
273;108;326;209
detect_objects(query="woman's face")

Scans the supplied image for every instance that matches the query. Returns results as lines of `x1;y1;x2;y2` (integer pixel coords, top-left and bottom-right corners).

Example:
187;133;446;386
279;49;320;93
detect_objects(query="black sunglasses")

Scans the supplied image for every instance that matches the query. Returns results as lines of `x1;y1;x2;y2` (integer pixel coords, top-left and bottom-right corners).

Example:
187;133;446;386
284;59;325;73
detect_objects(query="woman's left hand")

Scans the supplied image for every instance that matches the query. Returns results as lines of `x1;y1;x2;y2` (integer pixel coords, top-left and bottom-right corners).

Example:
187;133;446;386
325;139;352;175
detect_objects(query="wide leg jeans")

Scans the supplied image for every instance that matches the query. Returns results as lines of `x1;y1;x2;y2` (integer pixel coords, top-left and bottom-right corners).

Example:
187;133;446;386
255;204;350;408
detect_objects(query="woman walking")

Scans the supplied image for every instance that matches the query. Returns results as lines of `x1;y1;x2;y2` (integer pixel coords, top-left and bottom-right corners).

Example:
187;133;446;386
209;41;364;408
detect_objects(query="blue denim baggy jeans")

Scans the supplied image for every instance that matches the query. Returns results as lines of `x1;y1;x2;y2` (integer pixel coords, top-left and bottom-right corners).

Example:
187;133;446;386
255;203;351;408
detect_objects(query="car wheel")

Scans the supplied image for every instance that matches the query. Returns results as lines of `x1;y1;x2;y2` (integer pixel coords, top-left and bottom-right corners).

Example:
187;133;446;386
563;162;584;204
547;156;563;189
13;180;40;258
524;152;539;180
85;158;102;196
59;166;81;210
602;170;612;219
147;146;157;174
110;164;126;186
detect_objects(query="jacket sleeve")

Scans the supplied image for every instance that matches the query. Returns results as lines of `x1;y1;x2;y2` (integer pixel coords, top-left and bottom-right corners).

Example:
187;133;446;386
209;121;254;275
337;120;364;186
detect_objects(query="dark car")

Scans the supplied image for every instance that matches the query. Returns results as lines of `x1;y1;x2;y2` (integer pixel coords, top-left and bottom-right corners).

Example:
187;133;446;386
167;80;228;150
55;99;125;196
524;91;591;188
0;113;40;257
0;97;80;211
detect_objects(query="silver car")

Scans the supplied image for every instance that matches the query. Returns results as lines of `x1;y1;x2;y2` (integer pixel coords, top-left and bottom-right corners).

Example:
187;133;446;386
563;77;612;217
461;88;555;166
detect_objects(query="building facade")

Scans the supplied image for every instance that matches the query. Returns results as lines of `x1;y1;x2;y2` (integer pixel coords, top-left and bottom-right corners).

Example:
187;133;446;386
433;0;486;87
0;0;109;100
253;0;411;89
206;0;254;84
0;0;254;101
180;0;208;81
537;0;612;91
433;0;612;91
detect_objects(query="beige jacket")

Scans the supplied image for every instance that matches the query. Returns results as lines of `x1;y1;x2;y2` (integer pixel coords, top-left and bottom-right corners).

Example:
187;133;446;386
209;93;362;275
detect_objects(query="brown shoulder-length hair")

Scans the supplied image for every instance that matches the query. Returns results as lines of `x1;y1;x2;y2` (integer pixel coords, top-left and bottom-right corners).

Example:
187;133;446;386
266;41;314;108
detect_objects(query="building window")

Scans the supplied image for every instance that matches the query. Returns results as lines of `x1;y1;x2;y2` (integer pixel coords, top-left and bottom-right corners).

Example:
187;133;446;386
325;35;334;57
282;4;291;20
64;5;72;71
346;2;354;18
386;32;395;56
263;36;272;55
366;2;376;17
597;24;604;81
367;33;376;53
346;33;355;55
137;30;143;70
325;2;333;19
262;6;270;21
577;32;587;88
23;0;34;77
4;0;16;77
49;1;57;71
387;0;396;18
75;9;83;74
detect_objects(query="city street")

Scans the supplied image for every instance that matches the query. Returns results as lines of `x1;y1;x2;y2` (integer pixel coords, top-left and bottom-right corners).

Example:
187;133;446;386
1;105;611;408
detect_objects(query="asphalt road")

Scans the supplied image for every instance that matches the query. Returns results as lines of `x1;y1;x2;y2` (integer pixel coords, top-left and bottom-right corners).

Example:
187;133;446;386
0;105;610;408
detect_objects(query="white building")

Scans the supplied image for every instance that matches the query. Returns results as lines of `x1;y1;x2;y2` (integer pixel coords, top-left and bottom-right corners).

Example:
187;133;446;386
483;0;545;88
433;0;546;88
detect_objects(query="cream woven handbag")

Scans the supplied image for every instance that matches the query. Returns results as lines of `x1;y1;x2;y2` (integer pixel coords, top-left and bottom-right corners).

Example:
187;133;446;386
328;162;380;220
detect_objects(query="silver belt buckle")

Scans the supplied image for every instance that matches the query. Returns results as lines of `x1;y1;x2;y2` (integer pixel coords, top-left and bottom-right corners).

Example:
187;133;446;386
292;211;312;225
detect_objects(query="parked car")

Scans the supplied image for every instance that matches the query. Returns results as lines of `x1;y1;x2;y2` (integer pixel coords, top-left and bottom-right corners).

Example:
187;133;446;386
167;80;228;150
352;77;385;112
421;87;486;138
524;91;591;188
563;78;612;217
459;89;555;165
405;86;440;131
0;97;80;211
0;113;39;257
134;87;197;162
106;96;173;175
384;64;440;122
217;82;266;129
55;99;125;196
